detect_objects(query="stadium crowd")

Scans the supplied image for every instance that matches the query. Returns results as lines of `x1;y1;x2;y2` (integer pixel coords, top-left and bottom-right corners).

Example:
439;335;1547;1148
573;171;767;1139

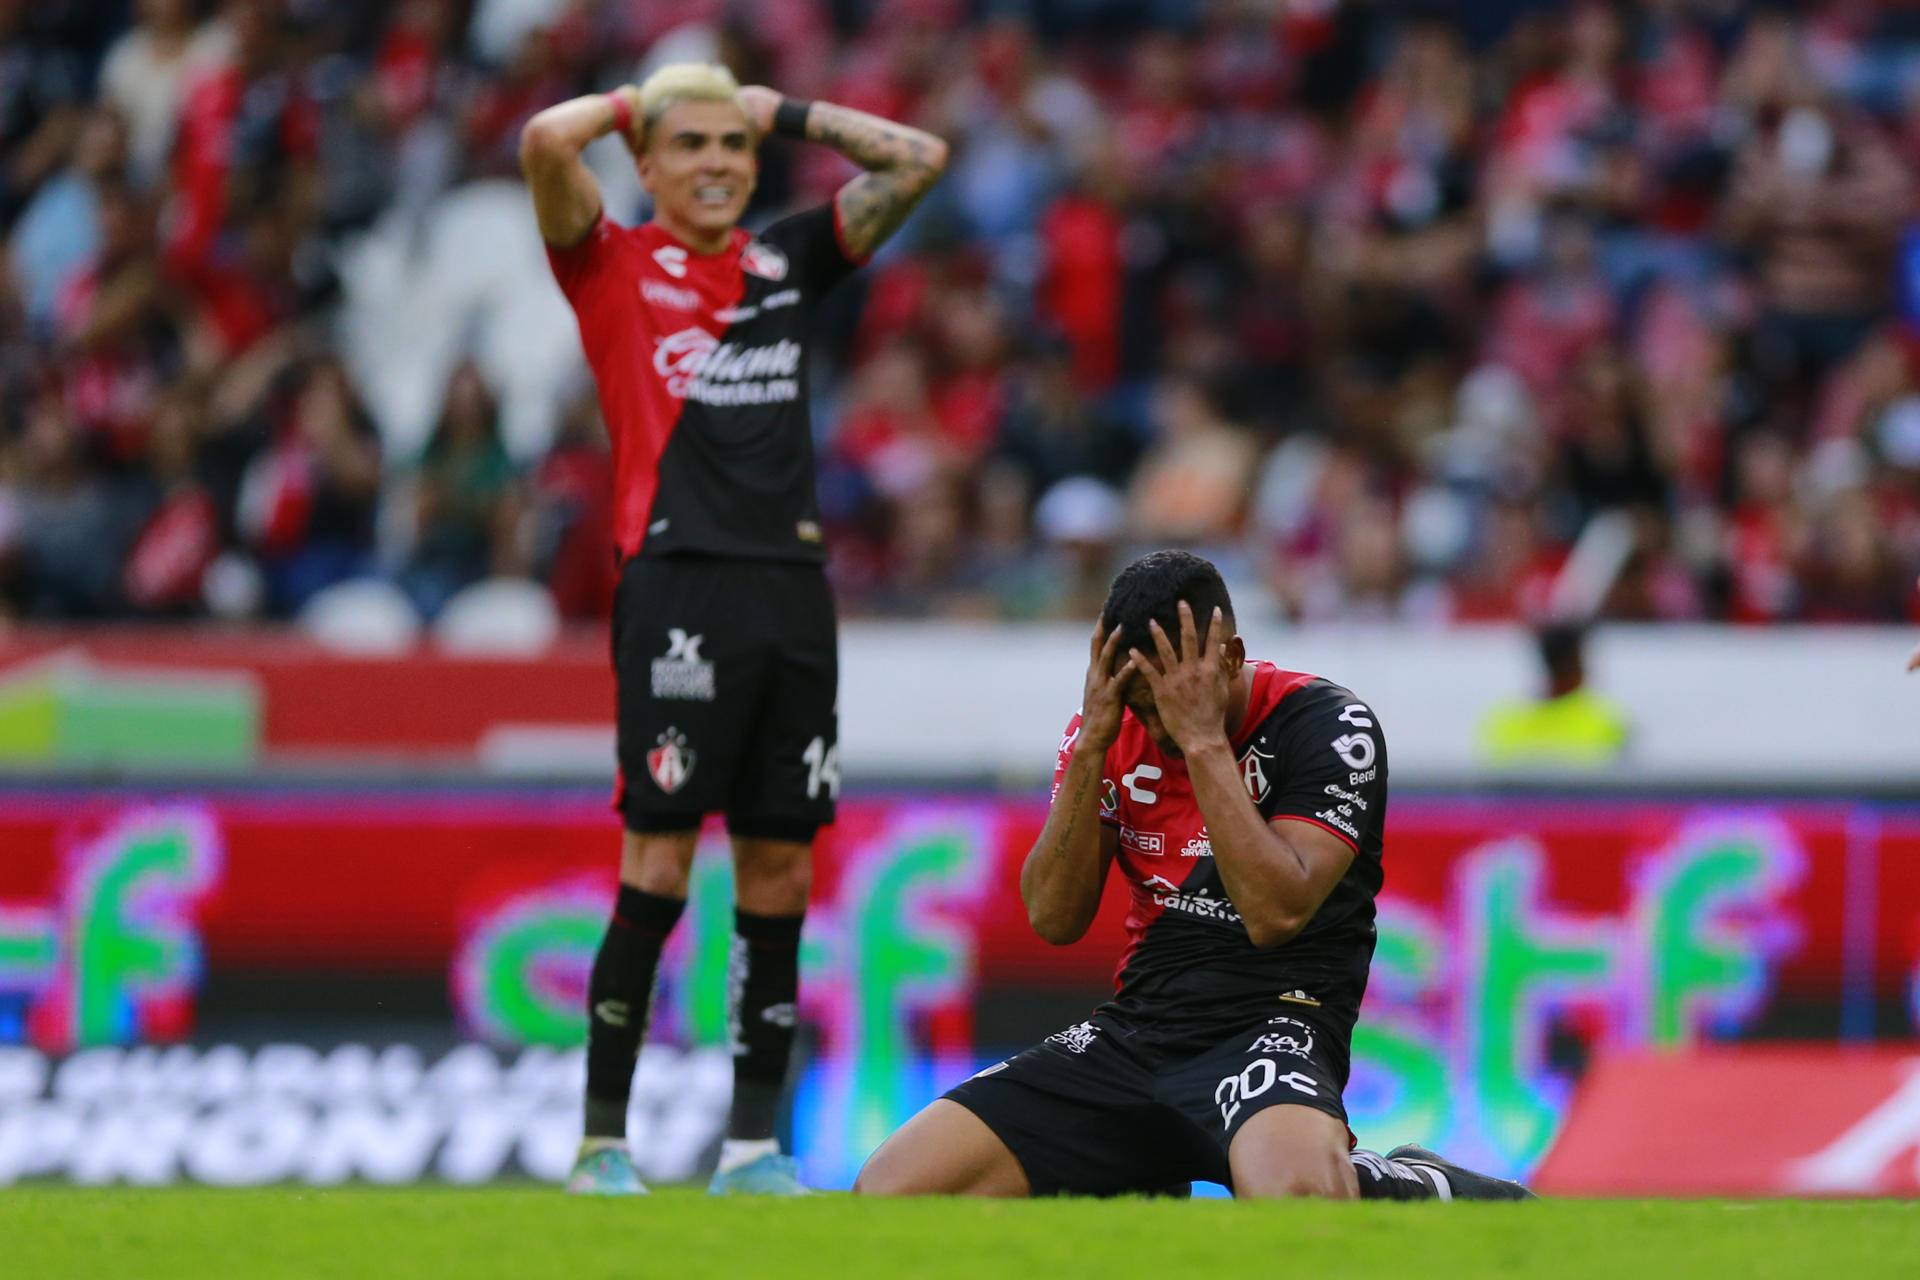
3;0;1920;628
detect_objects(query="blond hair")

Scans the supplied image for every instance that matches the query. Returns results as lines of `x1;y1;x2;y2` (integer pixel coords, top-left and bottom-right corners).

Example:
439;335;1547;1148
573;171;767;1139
636;63;743;146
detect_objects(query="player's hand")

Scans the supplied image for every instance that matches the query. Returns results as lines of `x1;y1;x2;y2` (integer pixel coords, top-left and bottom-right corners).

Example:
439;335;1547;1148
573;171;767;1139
736;85;782;136
1076;620;1134;754
1131;602;1232;753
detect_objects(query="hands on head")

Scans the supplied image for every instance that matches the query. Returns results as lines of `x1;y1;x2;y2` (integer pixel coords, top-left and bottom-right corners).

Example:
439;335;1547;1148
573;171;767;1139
735;85;781;137
1129;601;1234;754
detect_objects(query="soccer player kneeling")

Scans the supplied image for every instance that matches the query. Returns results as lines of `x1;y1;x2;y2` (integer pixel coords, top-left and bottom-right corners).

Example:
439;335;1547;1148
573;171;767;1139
856;551;1533;1201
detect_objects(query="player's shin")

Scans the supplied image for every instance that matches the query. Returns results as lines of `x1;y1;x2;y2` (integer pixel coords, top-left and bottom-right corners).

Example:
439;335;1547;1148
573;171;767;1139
721;907;804;1164
1349;1149;1451;1200
583;885;686;1139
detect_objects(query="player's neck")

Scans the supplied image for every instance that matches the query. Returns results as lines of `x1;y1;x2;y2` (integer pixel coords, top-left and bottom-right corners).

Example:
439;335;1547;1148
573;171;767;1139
652;210;733;256
1222;665;1254;742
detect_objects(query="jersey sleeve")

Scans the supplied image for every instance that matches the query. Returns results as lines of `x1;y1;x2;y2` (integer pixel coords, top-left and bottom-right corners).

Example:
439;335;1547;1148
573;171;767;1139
543;211;618;305
1257;684;1386;852
1049;711;1121;825
759;203;865;297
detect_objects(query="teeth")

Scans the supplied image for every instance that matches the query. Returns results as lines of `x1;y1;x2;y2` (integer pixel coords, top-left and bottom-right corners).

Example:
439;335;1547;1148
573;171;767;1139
695;186;733;203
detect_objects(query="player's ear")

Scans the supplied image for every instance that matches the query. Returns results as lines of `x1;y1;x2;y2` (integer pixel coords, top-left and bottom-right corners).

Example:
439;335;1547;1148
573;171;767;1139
1222;633;1245;671
635;147;655;193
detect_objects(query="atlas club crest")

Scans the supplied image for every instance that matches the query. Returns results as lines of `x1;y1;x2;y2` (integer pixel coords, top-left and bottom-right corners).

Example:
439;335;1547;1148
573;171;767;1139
647;728;696;794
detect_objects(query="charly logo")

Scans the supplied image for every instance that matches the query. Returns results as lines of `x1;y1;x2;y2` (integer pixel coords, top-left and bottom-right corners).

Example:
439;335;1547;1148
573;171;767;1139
741;240;788;281
651;628;716;701
647;728;696;794
653;328;802;405
653;245;689;278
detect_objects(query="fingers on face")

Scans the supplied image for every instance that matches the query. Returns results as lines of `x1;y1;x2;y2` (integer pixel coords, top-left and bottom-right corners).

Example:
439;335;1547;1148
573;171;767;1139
1148;617;1179;668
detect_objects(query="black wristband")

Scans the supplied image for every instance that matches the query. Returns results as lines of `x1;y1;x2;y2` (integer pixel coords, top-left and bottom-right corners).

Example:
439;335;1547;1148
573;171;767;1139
772;97;813;139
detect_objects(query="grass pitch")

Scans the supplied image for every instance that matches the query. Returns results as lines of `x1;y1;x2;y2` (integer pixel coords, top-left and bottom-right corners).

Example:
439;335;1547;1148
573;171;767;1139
5;1188;1918;1280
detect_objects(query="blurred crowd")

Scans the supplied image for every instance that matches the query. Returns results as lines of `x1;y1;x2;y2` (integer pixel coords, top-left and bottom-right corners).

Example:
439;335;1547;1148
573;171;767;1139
4;0;1920;628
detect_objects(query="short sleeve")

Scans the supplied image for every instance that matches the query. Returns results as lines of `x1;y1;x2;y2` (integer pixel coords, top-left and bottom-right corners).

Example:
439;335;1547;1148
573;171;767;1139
757;204;864;297
1049;711;1123;826
1049;712;1083;803
544;212;618;304
1258;685;1386;852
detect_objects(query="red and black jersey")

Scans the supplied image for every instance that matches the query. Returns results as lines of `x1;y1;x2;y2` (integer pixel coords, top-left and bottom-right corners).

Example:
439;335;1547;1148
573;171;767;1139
544;205;865;563
1050;662;1388;1056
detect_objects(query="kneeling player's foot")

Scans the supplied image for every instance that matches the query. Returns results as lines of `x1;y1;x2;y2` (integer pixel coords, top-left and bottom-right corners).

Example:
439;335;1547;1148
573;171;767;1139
566;1140;647;1196
1386;1144;1536;1201
707;1151;811;1196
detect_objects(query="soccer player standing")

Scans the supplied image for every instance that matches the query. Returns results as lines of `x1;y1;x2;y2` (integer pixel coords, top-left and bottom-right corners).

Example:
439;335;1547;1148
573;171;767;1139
519;65;946;1196
855;551;1533;1200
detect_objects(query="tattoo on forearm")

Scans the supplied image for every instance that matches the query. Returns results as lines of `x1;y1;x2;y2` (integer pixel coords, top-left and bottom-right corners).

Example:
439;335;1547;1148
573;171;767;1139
808;102;946;259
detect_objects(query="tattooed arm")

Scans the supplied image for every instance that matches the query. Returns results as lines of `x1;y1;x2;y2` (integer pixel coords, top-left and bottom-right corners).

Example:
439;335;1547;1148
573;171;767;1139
738;86;948;261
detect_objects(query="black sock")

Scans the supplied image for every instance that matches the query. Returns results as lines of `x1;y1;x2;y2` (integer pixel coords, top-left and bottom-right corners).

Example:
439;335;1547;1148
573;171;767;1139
583;885;685;1139
726;908;804;1141
1351;1149;1449;1200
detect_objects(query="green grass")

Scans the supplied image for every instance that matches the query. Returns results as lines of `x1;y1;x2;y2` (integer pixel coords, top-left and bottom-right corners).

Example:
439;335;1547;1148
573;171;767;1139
5;1188;1919;1280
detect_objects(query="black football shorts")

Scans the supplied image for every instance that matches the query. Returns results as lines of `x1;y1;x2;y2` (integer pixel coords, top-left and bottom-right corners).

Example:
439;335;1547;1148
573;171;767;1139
944;1009;1350;1196
611;554;838;840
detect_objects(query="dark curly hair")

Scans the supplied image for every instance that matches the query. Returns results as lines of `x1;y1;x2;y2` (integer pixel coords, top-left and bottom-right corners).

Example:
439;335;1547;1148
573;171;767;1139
1100;550;1236;661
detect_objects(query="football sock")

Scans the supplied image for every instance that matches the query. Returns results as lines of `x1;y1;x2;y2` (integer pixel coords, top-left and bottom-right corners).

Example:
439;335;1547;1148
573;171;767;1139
726;908;804;1141
582;885;685;1139
1351;1149;1451;1201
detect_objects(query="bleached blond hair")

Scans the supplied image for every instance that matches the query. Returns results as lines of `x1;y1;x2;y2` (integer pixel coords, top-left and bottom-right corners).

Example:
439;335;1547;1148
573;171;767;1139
636;63;744;146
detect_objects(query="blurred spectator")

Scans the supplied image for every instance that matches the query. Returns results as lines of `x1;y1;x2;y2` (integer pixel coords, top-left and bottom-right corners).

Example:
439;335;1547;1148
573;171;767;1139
98;0;234;190
239;356;382;615
402;361;521;618
0;1;1917;626
1479;623;1632;768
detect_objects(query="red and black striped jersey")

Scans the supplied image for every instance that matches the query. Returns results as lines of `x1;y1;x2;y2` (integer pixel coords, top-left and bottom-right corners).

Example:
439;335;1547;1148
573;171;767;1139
1051;662;1387;1055
544;204;865;563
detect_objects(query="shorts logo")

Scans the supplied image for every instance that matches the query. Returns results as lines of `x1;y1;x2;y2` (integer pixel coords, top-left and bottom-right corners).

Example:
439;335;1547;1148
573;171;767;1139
760;1002;797;1029
652;628;716;701
1250;1017;1315;1058
1119;826;1164;855
646;728;696;794
653;245;689;278
1047;1021;1099;1054
1276;990;1321;1008
593;999;630;1028
742;241;789;281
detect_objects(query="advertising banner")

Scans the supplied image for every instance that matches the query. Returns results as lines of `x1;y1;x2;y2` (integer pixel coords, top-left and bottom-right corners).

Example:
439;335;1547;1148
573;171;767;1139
1536;1048;1920;1196
2;788;1917;1187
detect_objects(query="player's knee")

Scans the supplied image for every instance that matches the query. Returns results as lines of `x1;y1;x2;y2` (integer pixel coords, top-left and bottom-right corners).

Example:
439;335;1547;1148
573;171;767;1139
851;1145;919;1196
731;837;813;914
1240;1158;1357;1201
620;830;696;897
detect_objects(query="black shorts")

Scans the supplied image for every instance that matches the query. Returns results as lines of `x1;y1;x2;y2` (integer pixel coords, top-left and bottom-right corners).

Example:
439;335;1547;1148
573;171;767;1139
944;1009;1349;1196
611;554;837;839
